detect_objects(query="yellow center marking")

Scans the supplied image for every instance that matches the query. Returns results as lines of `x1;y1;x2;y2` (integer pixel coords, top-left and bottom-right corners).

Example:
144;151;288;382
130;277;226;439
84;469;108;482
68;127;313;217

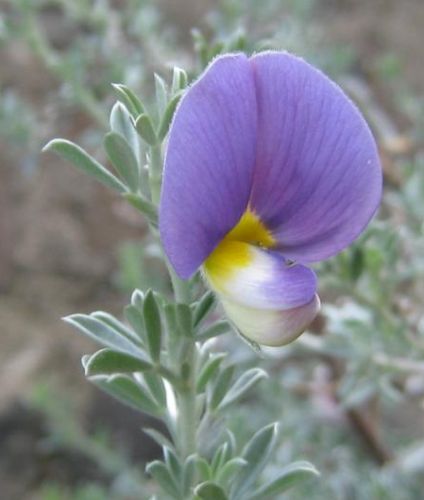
204;209;276;287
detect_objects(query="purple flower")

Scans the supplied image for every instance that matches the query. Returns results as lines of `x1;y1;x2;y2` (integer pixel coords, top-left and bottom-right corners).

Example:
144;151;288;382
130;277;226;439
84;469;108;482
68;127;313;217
159;52;382;346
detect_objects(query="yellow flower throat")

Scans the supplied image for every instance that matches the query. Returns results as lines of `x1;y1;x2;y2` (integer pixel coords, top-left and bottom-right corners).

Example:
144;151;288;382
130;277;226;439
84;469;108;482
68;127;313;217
204;209;276;283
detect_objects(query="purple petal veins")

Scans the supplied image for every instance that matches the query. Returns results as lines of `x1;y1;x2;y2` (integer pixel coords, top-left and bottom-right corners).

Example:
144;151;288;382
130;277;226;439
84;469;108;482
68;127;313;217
159;51;382;345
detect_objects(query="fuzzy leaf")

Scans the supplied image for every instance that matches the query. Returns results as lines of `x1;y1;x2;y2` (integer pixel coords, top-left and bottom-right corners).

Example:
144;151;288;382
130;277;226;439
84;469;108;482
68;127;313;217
216;458;247;486
104;131;139;192
43;139;126;193
112;83;144;117
248;461;319;499
210;365;234;410
157;92;182;140
218;368;268;411
109;101;140;163
197;353;227;393
198;321;230;342
194;481;228;500
192;291;216;327
84;348;152;376
146;461;180;499
143;290;162;362
124;192;158;226
96;374;161;416
124;304;145;340
143;428;174;451
231;423;279;500
135;113;157;145
64;314;142;356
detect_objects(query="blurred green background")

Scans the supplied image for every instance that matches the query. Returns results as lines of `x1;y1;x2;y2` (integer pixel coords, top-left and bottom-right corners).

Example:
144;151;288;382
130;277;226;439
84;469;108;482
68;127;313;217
1;0;424;498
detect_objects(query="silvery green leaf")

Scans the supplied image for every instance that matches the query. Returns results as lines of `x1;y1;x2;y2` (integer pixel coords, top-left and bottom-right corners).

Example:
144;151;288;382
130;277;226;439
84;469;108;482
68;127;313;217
124;304;145;341
91;311;141;345
215;458;247;487
64;314;143;356
157;92;182;141
192;291;216;328
218;368;268;411
142;371;167;408
196;353;227;393
182;455;196;497
146;460;180;499
164;447;182;488
231;423;279;500
210;365;234;410
104;131;139;192
143;290;162;362
154;73;168;115
131;289;145;309
43;139;126;193
135;113;157;145
194;456;212;482
96;374;161;416
84;348;152;376
112;83;144;118
172;66;188;94
143;428;174;451
109;101;140;164
124;192;158;226
198;321;230;342
194;481;228;500
211;443;229;474
247;461;319;499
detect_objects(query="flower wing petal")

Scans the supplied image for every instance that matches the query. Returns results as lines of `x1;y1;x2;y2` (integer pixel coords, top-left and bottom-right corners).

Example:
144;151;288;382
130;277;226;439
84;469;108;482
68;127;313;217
249;52;382;262
204;242;317;310
160;54;257;278
222;294;320;347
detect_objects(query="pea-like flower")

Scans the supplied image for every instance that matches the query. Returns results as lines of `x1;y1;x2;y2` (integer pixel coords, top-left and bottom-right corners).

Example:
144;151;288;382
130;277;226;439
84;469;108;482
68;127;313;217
159;52;382;346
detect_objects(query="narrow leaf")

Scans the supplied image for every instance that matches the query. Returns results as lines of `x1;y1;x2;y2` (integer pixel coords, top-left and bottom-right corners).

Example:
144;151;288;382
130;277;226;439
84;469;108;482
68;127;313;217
109;101;140;163
112;83;144;117
135;114;157;145
157;92;182;140
43;139;126;193
91;311;141;345
194;481;228;500
146;460;180;499
210;365;234;410
192;291;216;327
124;192;158;226
143;290;162;362
216;458;247;487
143;428;174;451
124;304;145;340
85;348;152;376
218;368;268;411
123;193;158;227
198;321;230;342
231;423;279;500
154;73;168;115
104;131;139;192
97;374;161;416
248;461;319;500
143;371;167;408
197;353;227;393
64;314;142;356
171;66;188;94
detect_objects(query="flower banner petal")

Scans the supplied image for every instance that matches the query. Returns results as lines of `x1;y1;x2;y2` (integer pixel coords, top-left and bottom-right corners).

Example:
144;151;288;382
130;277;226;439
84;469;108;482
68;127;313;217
249;52;382;263
160;54;257;279
204;242;317;310
221;294;320;347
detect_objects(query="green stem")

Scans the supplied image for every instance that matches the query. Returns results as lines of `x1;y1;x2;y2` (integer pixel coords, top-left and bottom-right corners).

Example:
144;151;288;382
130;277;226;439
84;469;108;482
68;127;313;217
176;343;198;459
